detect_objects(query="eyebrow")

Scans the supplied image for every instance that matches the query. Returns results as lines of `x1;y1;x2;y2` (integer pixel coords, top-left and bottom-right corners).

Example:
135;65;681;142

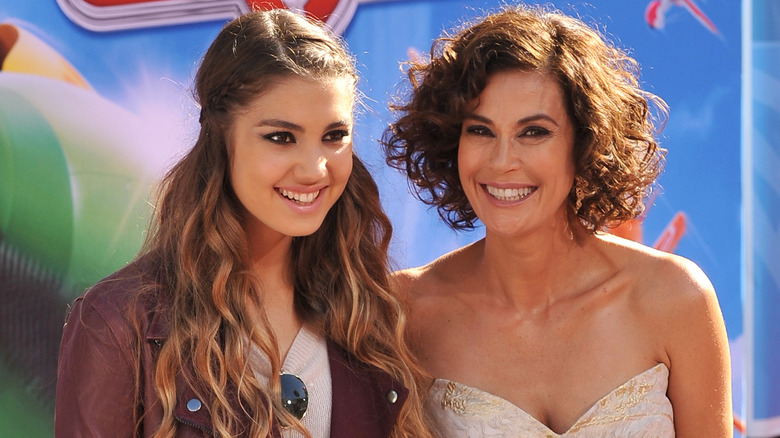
464;113;559;127
257;119;352;131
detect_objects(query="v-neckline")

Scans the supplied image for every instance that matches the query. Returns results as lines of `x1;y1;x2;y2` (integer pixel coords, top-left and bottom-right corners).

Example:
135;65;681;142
433;363;669;435
280;324;307;368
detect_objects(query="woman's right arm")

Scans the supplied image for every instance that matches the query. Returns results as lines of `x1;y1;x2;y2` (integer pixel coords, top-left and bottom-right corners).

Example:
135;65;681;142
55;295;138;437
655;256;733;438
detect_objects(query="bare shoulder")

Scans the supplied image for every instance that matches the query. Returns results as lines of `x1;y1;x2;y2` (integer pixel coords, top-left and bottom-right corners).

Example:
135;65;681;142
597;232;714;298
595;235;731;434
595;233;727;377
392;242;484;368
596;233;721;338
391;240;482;303
391;241;483;346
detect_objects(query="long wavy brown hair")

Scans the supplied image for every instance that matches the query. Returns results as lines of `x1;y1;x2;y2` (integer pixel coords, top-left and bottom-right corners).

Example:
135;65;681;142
382;4;668;231
133;8;431;438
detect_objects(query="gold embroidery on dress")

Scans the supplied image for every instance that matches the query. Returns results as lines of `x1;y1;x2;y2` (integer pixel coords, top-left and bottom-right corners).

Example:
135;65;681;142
568;380;653;431
441;381;506;417
428;364;674;437
566;365;674;433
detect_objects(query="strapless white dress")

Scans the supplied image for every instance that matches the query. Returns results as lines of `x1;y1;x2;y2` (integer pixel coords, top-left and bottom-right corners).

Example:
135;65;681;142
427;363;674;437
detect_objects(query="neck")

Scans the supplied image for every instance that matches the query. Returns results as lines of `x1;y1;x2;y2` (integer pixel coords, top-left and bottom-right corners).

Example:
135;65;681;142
246;224;293;283
479;215;591;311
245;228;301;359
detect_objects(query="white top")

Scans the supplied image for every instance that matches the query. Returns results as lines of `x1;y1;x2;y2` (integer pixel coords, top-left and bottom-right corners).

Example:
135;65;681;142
251;324;332;438
427;363;674;437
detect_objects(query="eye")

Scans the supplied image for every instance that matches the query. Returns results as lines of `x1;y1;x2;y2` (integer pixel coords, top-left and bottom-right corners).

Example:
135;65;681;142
463;125;494;137
323;129;350;142
264;131;295;144
520;126;551;138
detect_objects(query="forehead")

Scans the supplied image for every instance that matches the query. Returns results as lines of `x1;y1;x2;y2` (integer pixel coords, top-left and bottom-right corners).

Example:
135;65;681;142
237;75;356;121
470;70;568;118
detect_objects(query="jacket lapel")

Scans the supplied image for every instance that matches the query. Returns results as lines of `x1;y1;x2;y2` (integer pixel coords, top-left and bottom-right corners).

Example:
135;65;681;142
327;342;408;438
144;290;406;438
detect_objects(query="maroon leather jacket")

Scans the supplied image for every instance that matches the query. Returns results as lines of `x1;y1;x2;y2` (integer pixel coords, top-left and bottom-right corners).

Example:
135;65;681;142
55;257;408;437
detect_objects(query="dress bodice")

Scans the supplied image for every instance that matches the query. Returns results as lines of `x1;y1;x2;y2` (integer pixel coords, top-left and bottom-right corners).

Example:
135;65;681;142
427;363;674;437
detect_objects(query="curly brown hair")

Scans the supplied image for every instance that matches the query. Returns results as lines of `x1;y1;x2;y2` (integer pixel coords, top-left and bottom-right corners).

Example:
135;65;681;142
382;4;668;231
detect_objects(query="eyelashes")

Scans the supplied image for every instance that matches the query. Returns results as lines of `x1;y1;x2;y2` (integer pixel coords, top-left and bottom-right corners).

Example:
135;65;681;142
521;126;551;137
264;131;295;144
463;125;552;138
464;125;492;136
323;129;350;142
262;129;351;145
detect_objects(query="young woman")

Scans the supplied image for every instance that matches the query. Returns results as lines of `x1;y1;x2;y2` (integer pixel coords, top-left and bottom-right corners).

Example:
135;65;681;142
383;5;732;437
56;9;431;438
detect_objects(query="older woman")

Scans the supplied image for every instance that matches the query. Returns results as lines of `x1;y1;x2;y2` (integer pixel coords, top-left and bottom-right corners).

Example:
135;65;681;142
383;5;731;437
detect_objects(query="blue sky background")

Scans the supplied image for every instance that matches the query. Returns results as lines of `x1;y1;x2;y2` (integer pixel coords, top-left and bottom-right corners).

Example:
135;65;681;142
0;0;741;354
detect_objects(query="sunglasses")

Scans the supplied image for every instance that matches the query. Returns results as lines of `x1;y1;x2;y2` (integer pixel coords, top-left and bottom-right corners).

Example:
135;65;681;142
280;373;308;420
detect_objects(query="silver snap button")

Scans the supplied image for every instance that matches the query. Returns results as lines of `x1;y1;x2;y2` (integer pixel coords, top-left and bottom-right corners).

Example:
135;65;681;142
386;390;398;404
187;398;202;412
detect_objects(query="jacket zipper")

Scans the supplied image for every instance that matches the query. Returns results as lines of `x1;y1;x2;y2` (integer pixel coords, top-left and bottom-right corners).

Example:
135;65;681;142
175;416;213;436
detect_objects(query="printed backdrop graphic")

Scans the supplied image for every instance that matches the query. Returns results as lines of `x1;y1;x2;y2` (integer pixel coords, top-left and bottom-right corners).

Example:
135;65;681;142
0;0;758;436
744;0;780;436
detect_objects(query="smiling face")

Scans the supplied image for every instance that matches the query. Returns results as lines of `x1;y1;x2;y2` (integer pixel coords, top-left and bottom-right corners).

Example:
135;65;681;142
227;75;354;247
457;69;576;238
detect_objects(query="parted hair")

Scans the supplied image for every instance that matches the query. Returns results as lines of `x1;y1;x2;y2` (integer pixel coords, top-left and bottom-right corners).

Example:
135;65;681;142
382;4;668;231
134;8;431;438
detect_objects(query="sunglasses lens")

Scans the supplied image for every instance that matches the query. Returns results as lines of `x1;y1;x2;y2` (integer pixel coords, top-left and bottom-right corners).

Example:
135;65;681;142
280;373;308;420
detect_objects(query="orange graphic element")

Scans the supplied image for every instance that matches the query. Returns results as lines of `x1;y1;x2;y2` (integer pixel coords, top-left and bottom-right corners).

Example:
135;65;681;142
652;211;687;253
607;206;687;254
609;218;644;243
733;413;746;434
0;23;92;90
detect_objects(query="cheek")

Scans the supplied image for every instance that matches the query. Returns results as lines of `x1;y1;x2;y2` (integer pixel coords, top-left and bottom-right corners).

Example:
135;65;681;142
558;149;576;184
228;144;283;196
457;143;478;182
226;147;241;193
331;149;354;189
457;146;481;207
226;134;250;184
566;162;576;185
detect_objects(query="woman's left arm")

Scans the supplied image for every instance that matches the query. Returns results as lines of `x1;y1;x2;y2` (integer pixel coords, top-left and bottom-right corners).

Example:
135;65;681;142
663;257;733;438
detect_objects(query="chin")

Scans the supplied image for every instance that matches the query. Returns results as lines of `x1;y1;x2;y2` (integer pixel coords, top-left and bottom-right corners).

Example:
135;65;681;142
285;222;328;238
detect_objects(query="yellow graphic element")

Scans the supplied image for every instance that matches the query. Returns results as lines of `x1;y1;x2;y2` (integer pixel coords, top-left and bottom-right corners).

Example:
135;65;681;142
0;23;92;90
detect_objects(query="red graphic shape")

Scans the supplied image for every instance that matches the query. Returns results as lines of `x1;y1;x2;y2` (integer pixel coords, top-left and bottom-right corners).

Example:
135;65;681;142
84;0;167;5
57;0;372;33
305;0;340;22
653;211;687;253
245;0;285;10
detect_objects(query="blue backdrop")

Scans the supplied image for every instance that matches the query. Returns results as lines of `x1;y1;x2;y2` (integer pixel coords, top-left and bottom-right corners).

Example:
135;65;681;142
0;0;763;436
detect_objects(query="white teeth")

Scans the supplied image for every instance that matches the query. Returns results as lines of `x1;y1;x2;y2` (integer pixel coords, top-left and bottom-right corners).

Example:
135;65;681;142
280;188;320;204
486;185;533;201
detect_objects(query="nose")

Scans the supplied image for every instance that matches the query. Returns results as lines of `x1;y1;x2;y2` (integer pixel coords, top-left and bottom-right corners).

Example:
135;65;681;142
295;143;328;182
488;136;520;172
